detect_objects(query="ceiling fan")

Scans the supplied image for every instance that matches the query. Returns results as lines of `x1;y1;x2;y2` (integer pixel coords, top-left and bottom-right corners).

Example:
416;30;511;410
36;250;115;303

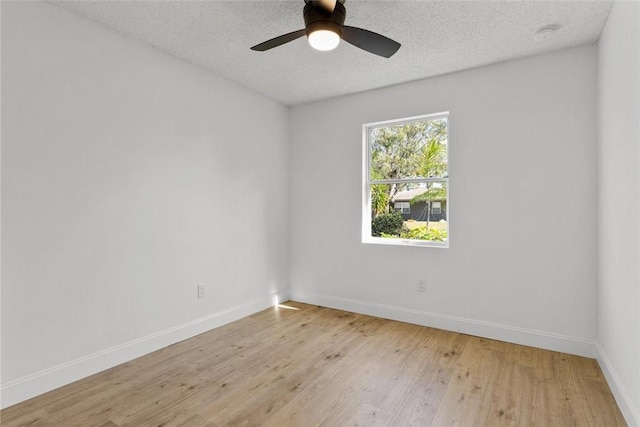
250;0;401;58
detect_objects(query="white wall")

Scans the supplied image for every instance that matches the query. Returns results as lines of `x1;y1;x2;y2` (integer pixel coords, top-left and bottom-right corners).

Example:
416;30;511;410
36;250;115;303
1;1;289;407
290;45;599;357
597;0;640;425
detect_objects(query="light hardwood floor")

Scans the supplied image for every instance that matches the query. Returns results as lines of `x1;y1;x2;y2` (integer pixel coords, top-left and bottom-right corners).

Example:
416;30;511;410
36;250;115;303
1;302;626;426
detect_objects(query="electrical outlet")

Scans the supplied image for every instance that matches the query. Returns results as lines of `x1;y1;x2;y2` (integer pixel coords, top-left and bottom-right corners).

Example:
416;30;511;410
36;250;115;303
197;283;205;299
417;279;427;293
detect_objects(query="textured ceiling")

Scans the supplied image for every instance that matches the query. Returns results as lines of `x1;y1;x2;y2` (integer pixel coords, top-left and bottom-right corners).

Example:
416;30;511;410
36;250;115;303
50;0;613;106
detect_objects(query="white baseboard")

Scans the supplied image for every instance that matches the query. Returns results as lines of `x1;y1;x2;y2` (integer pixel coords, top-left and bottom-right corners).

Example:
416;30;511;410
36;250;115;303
0;291;288;410
596;344;640;427
289;292;596;358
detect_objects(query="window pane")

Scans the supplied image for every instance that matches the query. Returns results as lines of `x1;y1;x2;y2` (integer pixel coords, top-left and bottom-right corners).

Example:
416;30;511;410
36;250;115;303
370;118;447;180
370;181;447;243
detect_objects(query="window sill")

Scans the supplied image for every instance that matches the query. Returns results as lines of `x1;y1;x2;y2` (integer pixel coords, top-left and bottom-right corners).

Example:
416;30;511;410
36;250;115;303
362;236;449;248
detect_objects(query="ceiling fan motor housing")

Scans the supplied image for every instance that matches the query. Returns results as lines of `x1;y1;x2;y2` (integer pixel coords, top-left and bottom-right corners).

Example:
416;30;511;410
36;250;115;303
303;1;346;38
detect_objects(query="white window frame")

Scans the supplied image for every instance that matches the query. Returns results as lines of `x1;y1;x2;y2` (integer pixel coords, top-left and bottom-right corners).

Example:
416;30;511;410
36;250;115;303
362;112;449;248
431;201;442;215
394;202;410;214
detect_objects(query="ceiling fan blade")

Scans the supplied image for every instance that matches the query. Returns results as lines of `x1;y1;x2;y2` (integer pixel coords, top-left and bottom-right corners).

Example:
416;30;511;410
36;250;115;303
342;26;401;58
251;29;307;51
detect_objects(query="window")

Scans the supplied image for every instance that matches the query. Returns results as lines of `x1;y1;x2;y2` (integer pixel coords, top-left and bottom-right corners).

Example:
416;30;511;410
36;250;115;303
431;201;442;215
362;112;449;247
394;202;410;214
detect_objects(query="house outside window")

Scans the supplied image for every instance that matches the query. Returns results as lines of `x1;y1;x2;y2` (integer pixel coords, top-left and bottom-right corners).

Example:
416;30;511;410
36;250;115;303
362;112;449;247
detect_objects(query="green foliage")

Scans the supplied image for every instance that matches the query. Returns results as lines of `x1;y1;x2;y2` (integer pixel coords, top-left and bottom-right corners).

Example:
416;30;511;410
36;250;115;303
370;119;447;183
380;232;399;238
411;137;448;212
410;185;447;205
400;226;447;242
371;212;405;237
418;138;448;178
370;180;391;216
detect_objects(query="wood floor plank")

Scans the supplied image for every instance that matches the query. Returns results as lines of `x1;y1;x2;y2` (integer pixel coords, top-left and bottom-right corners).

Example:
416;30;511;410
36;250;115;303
1;302;627;426
0;408;52;427
339;403;396;427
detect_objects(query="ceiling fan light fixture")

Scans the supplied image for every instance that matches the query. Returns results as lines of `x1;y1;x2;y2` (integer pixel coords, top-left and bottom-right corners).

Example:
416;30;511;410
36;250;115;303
250;0;400;58
308;28;340;51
